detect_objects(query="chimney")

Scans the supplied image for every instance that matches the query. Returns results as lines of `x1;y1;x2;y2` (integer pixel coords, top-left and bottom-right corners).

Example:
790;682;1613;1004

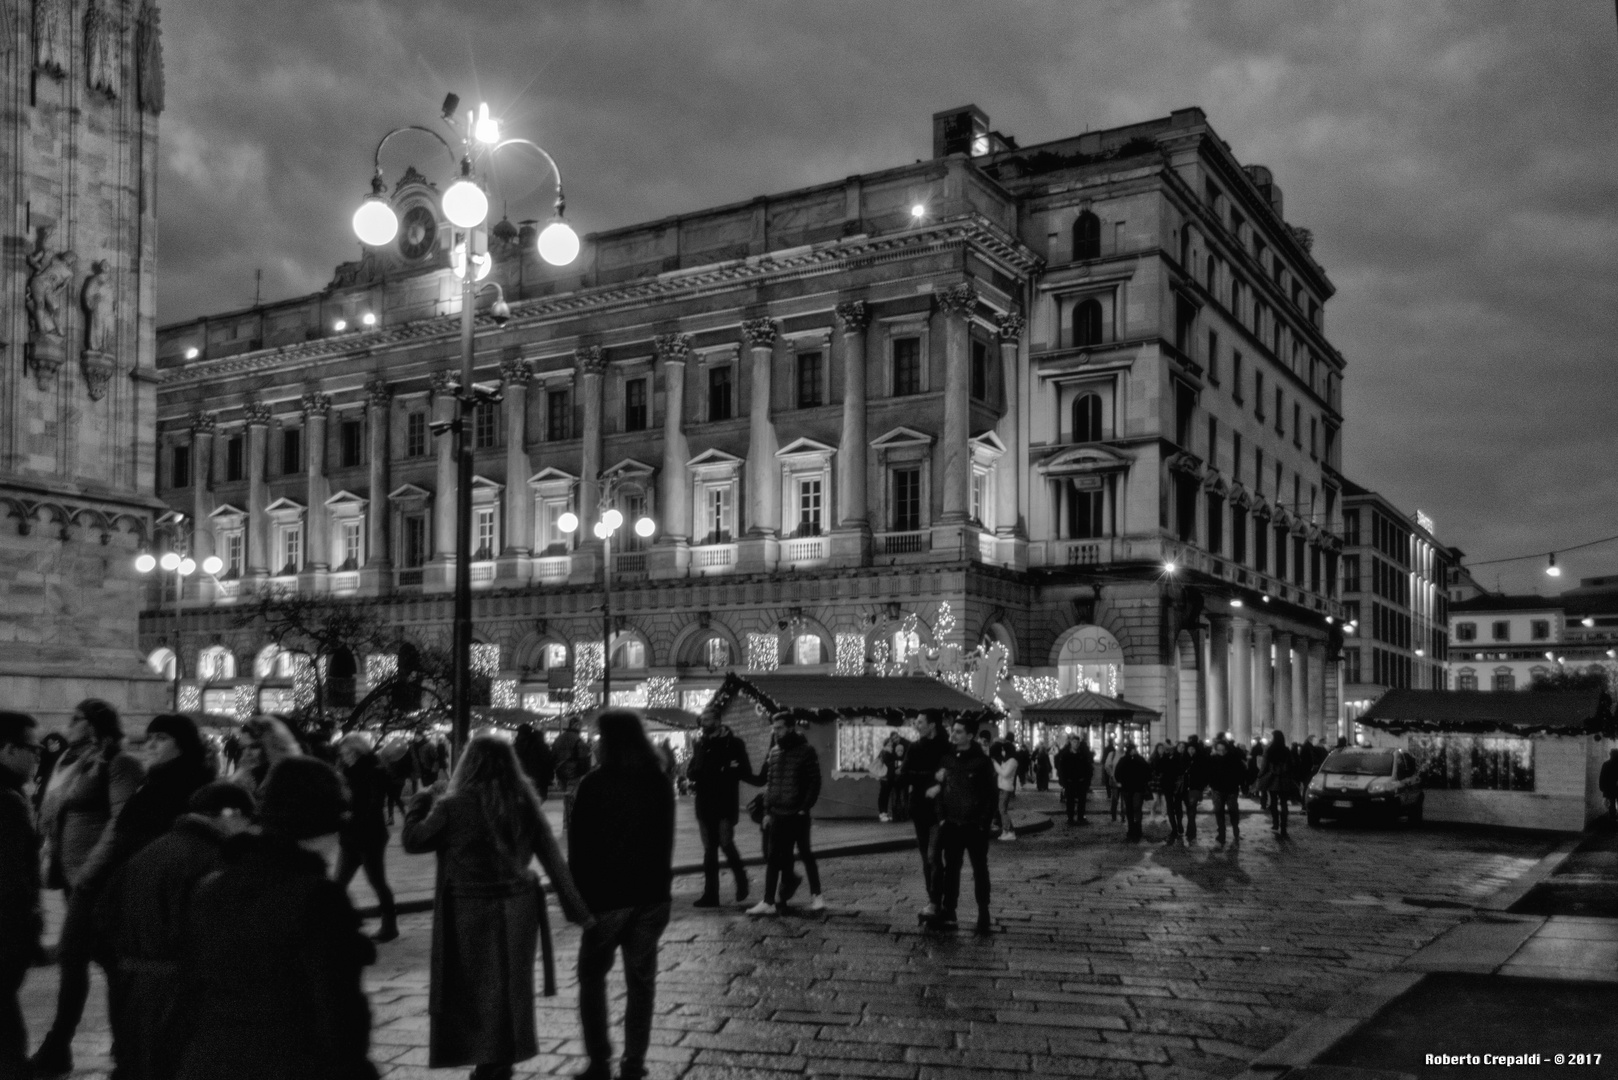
932;104;990;159
1243;164;1284;219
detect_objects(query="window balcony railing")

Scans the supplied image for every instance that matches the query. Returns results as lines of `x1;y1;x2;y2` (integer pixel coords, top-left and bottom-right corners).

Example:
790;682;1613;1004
614;552;648;579
396;568;425;589
878;530;930;556
329;571;360;596
692;544;737;574
214;579;241;601
471;563;495;585
534;556;570;584
1065;540;1103;566
780;536;828;565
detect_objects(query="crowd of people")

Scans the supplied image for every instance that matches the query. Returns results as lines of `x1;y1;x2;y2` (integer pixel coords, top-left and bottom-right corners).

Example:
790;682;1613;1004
0;702;679;1080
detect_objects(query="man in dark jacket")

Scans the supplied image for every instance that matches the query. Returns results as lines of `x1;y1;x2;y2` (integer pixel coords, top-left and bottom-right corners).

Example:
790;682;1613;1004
568;711;675;1080
686;709;754;907
900;710;952;920
749;714;823;915
513;724;555;800
0;712;42;1080
1112;743;1152;841
335;734;399;943
1180;735;1211;841
550;717;593;832
926;718;998;935
175;758;378;1080
100;781;256;1080
1053;734;1093;825
1208;739;1244;844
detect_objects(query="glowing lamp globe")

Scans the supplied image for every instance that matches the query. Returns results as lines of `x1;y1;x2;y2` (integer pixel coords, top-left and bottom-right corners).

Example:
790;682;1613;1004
634;517;655;538
601;508;624;532
160;552;181;572
352;197;399;247
442;178;489;229
201;555;224;576
135;553;156;574
593;521;609;540
537;219;580;266
177;558;197;577
557;511;579;534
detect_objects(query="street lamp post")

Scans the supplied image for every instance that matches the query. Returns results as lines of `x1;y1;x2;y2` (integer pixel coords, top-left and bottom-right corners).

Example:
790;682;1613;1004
352;95;579;757
136;518;224;711
558;483;655;708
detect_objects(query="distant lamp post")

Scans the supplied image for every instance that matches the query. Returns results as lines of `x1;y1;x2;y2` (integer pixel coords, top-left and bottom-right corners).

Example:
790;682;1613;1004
351;97;579;758
1547;552;1562;577
136;522;223;710
558;480;655;708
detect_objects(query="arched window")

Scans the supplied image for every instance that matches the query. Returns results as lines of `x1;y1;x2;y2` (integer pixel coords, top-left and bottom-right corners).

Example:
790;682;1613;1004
1068;487;1104;539
1072;393;1102;443
147;647;176;680
612;637;647;671
892;629;921;664
1072;211;1100;260
791;634;826;666
1072;298;1102;348
198;645;236;681
541;642;568;670
704;636;731;671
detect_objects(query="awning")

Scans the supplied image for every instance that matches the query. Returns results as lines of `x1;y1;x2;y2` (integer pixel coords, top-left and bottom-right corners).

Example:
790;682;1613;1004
1357;689;1615;737
1022;690;1162;725
711;672;1000;726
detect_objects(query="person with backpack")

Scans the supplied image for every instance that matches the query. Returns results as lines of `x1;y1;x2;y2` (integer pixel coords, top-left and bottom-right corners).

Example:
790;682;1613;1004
550;716;594;833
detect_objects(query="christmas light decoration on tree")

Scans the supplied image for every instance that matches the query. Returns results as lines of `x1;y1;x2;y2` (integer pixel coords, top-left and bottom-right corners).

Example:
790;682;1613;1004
575;642;604;710
292;654;316;709
747;632;780;672
233;685;255;721
491;678;519;709
179;685;202;713
366;653;398;695
872;639;893;677
834;632;866;676
935;600;955;643
470;643;501;678
644;675;679;709
1012;674;1061;705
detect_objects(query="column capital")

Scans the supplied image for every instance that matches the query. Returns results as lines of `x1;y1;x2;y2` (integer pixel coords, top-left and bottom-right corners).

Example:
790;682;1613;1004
188;410;217;436
243;400;273;427
364;377;392;407
300;392;331;419
937;281;979;318
995;308;1026;342
499;358;533;386
429;369;458;398
834;300;871;334
574;345;605;376
653;332;692;365
741;318;778;348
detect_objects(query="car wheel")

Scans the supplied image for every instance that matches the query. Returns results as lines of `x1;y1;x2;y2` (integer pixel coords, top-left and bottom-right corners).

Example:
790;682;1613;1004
1409;795;1423;826
1307;809;1321;827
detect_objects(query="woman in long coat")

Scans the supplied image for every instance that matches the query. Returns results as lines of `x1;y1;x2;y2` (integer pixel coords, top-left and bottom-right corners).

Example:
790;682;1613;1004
1256;730;1295;837
403;735;590;1080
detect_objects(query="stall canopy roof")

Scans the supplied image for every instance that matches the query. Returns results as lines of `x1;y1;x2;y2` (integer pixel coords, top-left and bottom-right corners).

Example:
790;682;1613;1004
1023;690;1163;724
712;673;1000;726
1357;689;1615;737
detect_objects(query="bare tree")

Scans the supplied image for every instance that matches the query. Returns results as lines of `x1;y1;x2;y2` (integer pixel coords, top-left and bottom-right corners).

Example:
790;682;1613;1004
234;593;391;721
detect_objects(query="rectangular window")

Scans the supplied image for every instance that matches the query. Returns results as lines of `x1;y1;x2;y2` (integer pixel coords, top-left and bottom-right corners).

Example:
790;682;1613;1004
1254;370;1266;420
225;436;245;482
1175;381;1197;448
474;402;499;448
1232;352;1243;402
406;411;428;457
1343;509;1360;545
171;444;191;490
1206;493;1223;555
970;341;989;401
403;515;428;568
1069;486;1104;539
893;468;922;531
1293;535;1306;585
892;337;922;397
797;478;823;537
1231;432;1243;485
474;507;496;560
971;471;989;526
1207;416;1218;467
1293;402;1302;447
1254;447;1264;495
1455;622;1476;641
703;485;733;544
340;419;363;468
797;351;823;408
1530;620;1550;641
1408;735;1533;792
624;377;648;432
340;519;363;569
1491;620;1510;642
278;525;302;575
1176;476;1198;543
620;492;648;551
1253;516;1268;573
1206;330;1219;383
224;532;244;578
1231;505;1247;564
281;428;302;476
1274;523;1288;580
540;500;571;555
1343;555;1361;592
1174;295;1195;354
546;389;572;441
1275;388;1285;435
708;365;733;421
1493;671;1516;692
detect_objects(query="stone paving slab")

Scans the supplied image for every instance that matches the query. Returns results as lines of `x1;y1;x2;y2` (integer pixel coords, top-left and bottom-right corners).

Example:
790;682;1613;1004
20;799;1557;1079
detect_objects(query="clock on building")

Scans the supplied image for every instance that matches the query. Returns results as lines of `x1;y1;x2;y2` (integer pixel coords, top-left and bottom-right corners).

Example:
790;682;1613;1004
398;205;438;261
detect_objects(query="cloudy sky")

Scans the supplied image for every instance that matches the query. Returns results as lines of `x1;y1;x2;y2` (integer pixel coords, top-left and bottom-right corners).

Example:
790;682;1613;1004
159;0;1618;593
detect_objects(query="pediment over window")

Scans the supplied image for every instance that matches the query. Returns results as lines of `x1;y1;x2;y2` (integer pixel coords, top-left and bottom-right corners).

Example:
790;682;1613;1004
325;491;368;518
264;497;306;523
1037;444;1131;477
209;503;247;523
1227;482;1252;509
604;458;656;483
1251;497;1273;521
688;448;743;480
870;426;934;451
388;483;433;510
470;475;504;506
528;467;578;499
1202;469;1228;496
776;437;837;462
969;430;1008;466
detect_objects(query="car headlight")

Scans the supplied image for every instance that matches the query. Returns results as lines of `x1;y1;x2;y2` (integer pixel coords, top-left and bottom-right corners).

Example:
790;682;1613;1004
1366;778;1396;795
1308;774;1326;792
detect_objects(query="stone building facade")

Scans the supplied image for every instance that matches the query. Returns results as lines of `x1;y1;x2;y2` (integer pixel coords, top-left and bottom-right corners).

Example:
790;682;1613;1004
1;1;168;726
145;104;1346;743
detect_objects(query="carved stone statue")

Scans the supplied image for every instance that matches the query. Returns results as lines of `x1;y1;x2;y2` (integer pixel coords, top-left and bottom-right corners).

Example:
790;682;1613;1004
135;2;164;115
81;261;115;355
85;0;119;99
26;226;76;356
34;0;66;77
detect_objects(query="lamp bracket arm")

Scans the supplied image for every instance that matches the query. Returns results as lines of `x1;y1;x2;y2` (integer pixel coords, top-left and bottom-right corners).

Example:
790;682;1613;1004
372;125;460;177
492;138;566;212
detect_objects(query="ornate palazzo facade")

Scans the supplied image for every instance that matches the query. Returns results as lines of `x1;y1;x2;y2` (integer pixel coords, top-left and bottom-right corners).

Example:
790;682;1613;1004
145;105;1346;741
1;1;167;725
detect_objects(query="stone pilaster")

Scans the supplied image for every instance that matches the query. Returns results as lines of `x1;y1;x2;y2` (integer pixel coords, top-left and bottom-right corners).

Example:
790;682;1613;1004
650;334;692;580
1229;615;1252;744
933;282;977;553
497;358;533;583
361;379;392;595
1273;631;1294;743
831;300;871;567
430;370;458;589
1205;614;1229;741
1251;622;1274;741
244;401;272;584
1290;634;1309;745
994;309;1024;551
299;392;332;593
187;412;216;562
1307;639;1327;742
737;318;780;574
570;347;606;585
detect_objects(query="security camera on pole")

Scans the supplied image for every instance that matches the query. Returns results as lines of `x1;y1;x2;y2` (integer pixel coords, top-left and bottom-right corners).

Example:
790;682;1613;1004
352;94;580;758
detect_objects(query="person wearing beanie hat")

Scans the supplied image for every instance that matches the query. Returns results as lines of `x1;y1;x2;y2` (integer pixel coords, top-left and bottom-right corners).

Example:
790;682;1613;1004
176;756;378;1080
0;710;42;1080
30;700;145;1079
97;781;256;1080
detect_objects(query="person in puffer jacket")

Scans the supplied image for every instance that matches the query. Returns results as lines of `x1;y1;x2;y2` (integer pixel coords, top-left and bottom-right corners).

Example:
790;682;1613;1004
748;714;824;916
926;718;999;935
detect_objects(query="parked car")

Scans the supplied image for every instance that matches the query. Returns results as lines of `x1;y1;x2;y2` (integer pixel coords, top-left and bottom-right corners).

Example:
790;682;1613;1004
1305;747;1424;826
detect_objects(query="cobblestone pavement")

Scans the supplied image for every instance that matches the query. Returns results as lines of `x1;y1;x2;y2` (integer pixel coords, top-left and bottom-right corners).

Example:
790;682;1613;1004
21;802;1555;1079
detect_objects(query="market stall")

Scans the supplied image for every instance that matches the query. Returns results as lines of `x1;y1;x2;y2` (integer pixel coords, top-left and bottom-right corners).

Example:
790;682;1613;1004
1020;690;1161;755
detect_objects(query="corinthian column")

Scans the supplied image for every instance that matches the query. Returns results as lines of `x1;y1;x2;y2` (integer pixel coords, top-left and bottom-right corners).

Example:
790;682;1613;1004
1252;622;1274;740
1307;639;1328;742
188;412;216;563
1273;631;1294;743
1290;635;1309;745
650;334;692;580
430;370;458;589
737;318;780;574
301;393;332;592
830;300;871;567
497;358;533;583
937;282;977;527
1205;614;1229;740
570;347;606;585
244;401;272;585
1229;616;1252;744
361;379;392;595
994;310;1025;569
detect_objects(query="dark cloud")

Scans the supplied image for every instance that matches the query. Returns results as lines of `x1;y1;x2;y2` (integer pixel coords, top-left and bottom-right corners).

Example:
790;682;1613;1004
159;0;1618;590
